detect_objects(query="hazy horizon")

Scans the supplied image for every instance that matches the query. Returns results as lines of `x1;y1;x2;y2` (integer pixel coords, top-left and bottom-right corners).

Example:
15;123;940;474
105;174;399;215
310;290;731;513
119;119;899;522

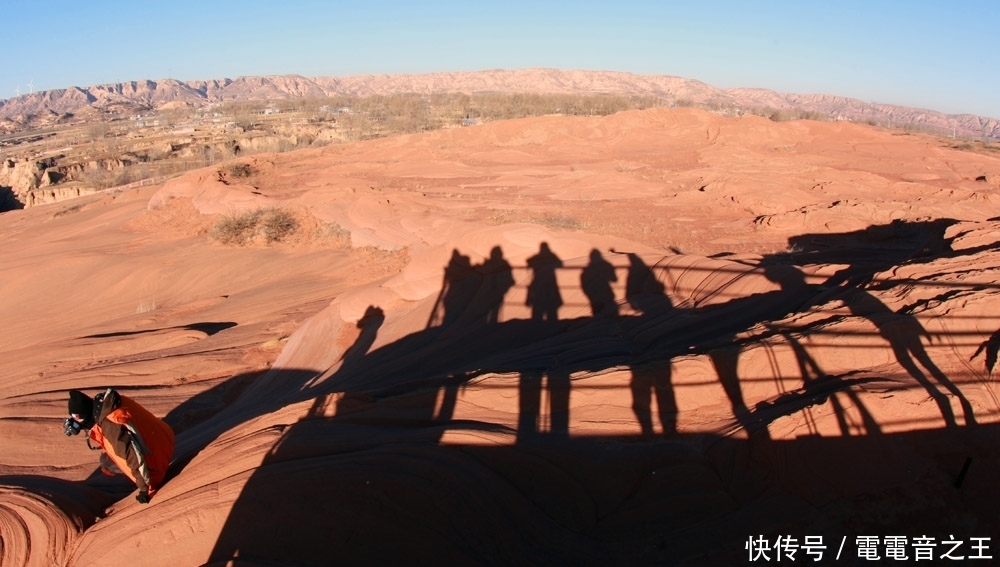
5;1;998;119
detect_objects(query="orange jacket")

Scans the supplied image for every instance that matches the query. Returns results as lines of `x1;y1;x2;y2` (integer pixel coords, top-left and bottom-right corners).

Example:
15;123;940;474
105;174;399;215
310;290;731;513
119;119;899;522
87;389;175;495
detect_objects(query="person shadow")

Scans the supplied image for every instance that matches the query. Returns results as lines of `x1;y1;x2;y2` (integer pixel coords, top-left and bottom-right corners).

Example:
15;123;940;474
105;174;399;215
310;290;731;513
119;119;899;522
428;249;480;329
428;246;515;329
480;246;515;325
329;306;386;415
190;220;991;565
700;263;829;439
621;253;678;437
525;242;563;321
580;248;618;318
209;305;387;564
518;242;569;441
438;247;516;422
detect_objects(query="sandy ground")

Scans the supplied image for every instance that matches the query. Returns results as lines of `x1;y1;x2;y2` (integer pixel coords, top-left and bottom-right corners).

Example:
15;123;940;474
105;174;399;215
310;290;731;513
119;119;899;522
2;108;1000;566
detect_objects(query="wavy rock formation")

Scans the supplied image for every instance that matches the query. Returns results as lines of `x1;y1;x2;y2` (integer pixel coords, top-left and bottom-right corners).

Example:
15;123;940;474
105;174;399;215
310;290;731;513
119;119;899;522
1;108;999;566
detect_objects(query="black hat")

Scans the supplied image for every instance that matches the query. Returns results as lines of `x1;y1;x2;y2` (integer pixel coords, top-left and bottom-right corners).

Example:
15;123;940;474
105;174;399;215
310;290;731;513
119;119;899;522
68;390;93;418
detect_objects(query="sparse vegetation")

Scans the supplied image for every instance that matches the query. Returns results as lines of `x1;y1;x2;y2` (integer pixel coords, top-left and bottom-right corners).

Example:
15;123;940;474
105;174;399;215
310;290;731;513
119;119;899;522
743;107;829;122
135;298;158;313
485;209;522;225
212;208;299;245
535;214;584;231
314;222;352;247
53;203;85;217
949;140;1000;154
224;163;255;179
261;209;298;243
213;210;262;245
2;84;995;211
78;163;152;189
484;209;585;231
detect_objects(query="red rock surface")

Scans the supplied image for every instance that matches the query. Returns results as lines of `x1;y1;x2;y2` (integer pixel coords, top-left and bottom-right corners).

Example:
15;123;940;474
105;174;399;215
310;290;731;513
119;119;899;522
2;108;999;566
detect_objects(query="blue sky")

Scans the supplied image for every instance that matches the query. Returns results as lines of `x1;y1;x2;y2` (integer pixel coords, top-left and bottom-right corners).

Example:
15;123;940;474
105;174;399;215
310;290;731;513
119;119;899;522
4;1;998;118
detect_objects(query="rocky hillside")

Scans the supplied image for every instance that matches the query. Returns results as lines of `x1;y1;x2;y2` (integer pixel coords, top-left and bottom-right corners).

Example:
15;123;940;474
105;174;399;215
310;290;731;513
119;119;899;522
2;69;997;141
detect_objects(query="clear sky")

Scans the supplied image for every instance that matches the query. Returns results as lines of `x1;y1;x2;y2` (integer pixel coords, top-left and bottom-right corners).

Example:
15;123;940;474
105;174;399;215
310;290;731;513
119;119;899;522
4;1;998;118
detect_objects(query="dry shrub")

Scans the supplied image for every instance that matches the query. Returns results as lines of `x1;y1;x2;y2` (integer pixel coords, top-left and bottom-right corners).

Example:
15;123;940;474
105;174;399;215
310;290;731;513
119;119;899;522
213;210;262;245
261;209;298;243
534;214;583;231
212;208;299;245
224;163;255;179
314;222;352;247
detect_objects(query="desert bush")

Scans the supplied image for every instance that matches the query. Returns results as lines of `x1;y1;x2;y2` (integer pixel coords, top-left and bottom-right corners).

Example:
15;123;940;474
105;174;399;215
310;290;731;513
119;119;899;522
534;213;583;231
261;209;298;243
316;221;351;241
213;209;262;245
768;109;793;122
743;106;829;123
212;208;299;245
485;209;531;225
223;163;255;179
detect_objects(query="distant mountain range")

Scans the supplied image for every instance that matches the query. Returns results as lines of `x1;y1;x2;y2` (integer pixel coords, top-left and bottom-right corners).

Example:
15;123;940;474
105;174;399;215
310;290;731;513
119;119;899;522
1;69;997;141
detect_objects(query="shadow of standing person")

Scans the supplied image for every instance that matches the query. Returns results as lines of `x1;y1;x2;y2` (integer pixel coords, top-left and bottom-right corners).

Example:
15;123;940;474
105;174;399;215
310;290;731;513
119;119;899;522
518;242;567;441
209;305;387;565
517;366;545;442
624;253;678;437
526;242;563;321
581;248;619;318
479;246;515;325
431;248;515;428
329;305;386;416
428;249;480;329
630;361;676;437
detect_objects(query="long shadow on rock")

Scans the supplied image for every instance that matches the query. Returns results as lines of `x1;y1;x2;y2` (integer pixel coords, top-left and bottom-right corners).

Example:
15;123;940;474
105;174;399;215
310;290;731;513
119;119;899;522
194;220;992;564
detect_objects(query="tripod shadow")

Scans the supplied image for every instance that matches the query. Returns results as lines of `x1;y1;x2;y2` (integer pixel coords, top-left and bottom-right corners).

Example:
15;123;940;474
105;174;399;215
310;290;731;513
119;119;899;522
841;287;976;427
778;328;881;436
786;220;977;429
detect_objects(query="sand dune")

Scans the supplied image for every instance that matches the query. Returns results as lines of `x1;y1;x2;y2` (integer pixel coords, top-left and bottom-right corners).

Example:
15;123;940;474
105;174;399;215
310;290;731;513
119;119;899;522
2;108;1000;566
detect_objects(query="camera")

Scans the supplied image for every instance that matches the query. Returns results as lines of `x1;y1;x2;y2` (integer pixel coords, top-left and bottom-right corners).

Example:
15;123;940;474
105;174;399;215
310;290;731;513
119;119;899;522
64;417;82;436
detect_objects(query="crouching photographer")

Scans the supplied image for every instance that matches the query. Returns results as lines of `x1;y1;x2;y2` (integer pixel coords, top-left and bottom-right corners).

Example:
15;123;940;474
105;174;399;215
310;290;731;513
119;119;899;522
65;389;175;504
